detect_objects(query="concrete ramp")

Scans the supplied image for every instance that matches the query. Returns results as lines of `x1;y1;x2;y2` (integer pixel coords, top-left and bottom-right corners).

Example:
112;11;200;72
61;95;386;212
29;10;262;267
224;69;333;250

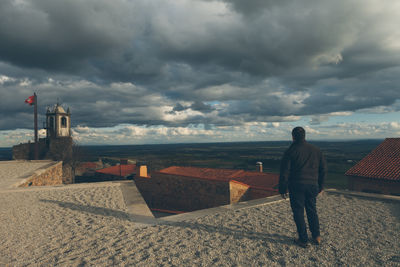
0;160;154;222
0;160;60;190
119;181;154;218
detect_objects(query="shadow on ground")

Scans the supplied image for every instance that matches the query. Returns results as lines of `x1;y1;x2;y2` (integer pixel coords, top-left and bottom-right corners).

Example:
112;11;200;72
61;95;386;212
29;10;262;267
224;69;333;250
389;201;400;221
40;199;293;245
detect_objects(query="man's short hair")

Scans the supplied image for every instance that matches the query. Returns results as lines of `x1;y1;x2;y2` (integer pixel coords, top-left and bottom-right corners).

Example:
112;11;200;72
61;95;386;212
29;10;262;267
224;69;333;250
292;127;305;141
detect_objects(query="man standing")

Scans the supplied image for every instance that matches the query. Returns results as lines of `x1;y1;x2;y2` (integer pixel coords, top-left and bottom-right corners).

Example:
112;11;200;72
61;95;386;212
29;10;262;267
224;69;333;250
279;127;326;248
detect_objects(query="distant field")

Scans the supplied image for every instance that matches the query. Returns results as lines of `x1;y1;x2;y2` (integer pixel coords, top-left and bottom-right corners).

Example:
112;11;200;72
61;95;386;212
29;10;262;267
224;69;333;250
77;140;382;189
0;140;382;189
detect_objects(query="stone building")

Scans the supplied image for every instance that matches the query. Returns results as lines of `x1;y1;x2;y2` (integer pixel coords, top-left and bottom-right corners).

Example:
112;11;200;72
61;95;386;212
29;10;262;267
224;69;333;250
12;103;74;184
134;166;279;213
75;160;104;177
94;164;137;181
46;104;71;139
345;138;400;196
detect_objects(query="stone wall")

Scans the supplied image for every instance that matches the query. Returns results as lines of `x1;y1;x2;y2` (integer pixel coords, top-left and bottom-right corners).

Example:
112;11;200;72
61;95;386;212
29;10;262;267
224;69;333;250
12;140;48;160
134;173;230;212
229;180;250;204
46;137;73;161
19;161;64;187
94;172;129;182
62;164;74;184
135;172;279;212
13;137;75;184
12;143;30;160
348;176;400;196
12;137;73;162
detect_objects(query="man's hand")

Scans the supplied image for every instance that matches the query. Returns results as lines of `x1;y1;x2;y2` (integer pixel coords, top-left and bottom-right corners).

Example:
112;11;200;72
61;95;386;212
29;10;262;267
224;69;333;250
281;193;288;199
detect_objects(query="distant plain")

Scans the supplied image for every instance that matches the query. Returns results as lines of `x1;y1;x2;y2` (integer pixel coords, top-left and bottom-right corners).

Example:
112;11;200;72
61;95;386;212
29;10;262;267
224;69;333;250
0;140;382;189
2;140;378;189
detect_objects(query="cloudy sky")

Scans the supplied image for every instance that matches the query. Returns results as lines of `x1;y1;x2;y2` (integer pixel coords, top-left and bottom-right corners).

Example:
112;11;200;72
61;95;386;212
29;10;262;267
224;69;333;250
1;0;400;146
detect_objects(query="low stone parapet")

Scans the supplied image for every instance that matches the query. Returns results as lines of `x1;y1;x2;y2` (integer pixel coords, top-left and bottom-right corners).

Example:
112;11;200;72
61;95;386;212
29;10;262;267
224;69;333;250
18;161;64;187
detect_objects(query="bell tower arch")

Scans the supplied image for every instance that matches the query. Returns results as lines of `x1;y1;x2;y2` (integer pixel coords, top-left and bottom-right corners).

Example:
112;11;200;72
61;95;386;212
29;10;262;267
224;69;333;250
46;103;71;139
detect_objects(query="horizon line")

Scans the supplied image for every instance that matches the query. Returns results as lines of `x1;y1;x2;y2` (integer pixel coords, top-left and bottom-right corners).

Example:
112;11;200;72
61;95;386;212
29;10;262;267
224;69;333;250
0;138;386;149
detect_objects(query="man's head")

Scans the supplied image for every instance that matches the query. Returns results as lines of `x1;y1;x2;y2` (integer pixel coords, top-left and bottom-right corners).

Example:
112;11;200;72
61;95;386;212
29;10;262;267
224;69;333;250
292;127;305;142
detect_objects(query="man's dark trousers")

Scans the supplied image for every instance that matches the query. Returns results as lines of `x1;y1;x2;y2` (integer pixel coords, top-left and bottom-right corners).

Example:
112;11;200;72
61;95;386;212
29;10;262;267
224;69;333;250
289;184;320;243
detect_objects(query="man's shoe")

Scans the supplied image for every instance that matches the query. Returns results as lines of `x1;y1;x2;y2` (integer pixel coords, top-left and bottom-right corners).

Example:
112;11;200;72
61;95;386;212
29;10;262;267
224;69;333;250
294;238;308;248
312;236;321;245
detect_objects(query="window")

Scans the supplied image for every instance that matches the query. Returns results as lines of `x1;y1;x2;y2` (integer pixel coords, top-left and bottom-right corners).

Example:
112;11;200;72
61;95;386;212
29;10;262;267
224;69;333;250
61;117;67;128
49;117;54;129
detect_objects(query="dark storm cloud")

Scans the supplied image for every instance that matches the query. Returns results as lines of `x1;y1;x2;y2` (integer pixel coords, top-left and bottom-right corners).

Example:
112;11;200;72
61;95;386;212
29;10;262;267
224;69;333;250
169;101;214;114
0;0;399;131
190;101;214;113
0;0;358;79
171;103;187;113
0;0;132;72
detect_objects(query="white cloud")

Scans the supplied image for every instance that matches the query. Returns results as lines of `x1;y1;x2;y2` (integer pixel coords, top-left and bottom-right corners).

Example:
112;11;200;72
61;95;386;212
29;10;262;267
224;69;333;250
313;53;343;66
0;75;15;84
3;119;400;147
389;122;400;130
328;112;353;116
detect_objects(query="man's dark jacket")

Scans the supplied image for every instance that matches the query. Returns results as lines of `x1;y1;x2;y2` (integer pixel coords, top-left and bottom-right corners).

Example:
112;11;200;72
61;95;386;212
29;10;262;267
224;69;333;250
279;140;327;194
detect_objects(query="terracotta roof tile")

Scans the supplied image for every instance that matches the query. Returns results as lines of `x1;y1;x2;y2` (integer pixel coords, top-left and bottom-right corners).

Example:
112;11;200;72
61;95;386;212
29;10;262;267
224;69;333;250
78;162;98;169
96;164;136;177
158;166;279;190
345;138;400;181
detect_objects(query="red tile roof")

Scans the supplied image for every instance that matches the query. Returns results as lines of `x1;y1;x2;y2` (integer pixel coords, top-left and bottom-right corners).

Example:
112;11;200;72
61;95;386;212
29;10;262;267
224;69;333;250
96;164;136;177
345;138;400;181
157;166;279;190
78;162;98;169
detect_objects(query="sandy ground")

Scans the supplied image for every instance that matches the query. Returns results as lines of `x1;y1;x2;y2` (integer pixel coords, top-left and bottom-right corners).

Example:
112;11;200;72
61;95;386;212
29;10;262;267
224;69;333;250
0;185;399;266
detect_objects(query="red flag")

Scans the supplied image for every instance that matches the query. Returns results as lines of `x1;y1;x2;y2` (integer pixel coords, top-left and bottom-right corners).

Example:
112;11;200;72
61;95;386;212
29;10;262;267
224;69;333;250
25;95;35;105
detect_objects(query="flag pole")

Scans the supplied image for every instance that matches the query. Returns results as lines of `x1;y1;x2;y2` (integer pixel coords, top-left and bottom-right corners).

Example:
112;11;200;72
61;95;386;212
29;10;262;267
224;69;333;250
34;92;38;160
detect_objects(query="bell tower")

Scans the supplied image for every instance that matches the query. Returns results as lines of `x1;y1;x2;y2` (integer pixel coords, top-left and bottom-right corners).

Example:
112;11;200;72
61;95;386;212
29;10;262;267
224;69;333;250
46;103;71;139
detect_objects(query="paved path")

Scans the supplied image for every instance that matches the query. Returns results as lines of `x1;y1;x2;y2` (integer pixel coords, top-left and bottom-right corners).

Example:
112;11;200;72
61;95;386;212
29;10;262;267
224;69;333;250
1;187;398;266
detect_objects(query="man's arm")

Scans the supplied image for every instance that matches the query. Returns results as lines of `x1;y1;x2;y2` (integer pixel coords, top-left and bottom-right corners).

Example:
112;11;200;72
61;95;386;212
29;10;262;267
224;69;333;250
318;153;327;193
279;151;290;198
